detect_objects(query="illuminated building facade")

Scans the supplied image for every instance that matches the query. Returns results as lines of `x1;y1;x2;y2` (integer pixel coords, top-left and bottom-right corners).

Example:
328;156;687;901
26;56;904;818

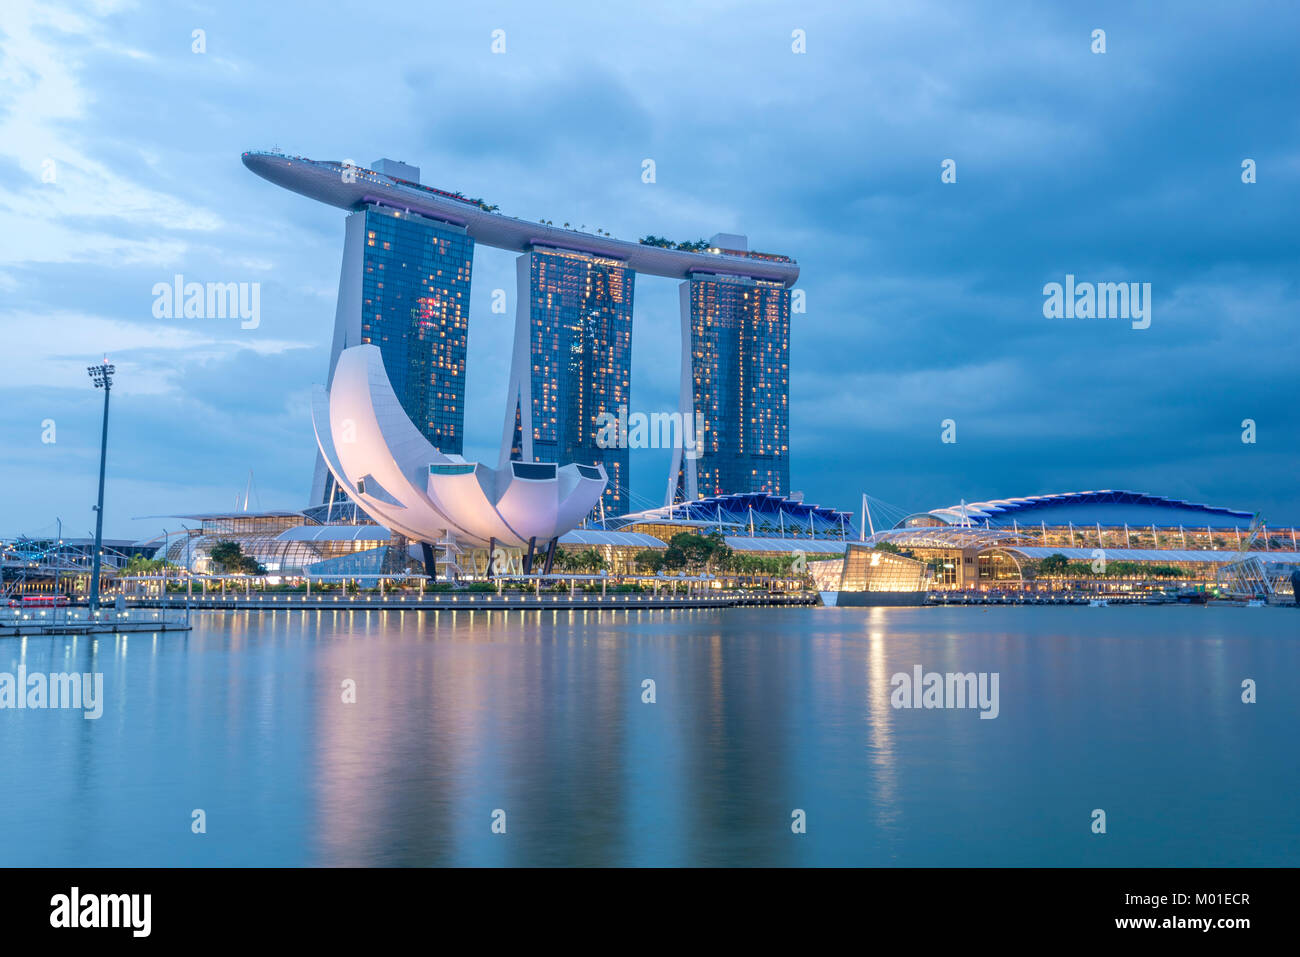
311;186;474;504
242;154;799;513
499;248;634;516
359;205;472;453
669;239;790;502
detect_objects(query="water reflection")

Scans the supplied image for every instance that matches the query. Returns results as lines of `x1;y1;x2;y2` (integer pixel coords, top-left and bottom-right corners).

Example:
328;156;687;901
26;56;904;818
0;606;1295;866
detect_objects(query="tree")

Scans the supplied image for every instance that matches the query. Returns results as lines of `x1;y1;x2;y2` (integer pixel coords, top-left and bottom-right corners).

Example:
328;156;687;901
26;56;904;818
703;533;731;572
670;533;703;568
549;548;604;573
208;540;266;575
1037;553;1070;577
659;533;712;573
125;553;173;575
634;549;665;575
1148;564;1187;579
558;548;606;574
873;540;917;559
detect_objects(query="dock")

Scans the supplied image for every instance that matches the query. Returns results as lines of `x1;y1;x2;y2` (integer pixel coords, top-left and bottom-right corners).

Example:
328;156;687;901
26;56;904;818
0;607;192;638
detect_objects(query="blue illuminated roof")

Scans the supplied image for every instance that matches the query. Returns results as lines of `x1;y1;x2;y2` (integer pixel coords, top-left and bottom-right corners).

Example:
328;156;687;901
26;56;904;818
614;491;856;540
907;490;1260;529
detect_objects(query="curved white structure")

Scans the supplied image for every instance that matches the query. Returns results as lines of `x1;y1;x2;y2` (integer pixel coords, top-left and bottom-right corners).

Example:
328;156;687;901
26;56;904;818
313;345;607;548
242;151;799;286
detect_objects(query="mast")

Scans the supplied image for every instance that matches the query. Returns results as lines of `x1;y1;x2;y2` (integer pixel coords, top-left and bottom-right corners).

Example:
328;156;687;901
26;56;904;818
861;493;875;539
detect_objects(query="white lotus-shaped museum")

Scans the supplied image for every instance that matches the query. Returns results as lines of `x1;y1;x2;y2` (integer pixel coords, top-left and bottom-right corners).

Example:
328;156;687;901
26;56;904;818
312;344;607;548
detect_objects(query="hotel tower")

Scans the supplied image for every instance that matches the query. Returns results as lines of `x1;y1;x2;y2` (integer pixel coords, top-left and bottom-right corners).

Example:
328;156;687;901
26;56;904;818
241;153;797;514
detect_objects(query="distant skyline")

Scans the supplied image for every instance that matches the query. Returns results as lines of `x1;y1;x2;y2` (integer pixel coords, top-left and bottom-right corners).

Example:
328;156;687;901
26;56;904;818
1;0;1296;540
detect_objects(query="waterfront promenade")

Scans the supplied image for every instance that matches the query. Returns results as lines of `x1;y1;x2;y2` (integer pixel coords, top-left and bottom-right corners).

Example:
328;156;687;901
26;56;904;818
119;591;817;613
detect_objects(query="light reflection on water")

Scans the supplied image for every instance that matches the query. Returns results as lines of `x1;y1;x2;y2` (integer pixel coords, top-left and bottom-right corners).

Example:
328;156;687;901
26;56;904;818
0;606;1295;866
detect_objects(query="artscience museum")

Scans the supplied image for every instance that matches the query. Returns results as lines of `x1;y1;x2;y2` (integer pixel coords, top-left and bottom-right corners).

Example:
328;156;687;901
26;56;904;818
311;344;608;574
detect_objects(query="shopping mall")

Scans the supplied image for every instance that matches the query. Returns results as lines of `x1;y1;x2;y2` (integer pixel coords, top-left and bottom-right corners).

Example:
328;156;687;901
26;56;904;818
812;491;1299;600
125;489;1295;599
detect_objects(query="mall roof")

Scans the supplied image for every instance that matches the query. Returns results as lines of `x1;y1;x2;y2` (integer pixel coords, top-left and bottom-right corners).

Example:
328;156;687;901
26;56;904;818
4;537;139;547
725;537;848;554
875;527;1019;549
135;510;307;522
559;529;665;548
1005;545;1300;565
276;525;390;543
616;492;856;539
904;490;1260;529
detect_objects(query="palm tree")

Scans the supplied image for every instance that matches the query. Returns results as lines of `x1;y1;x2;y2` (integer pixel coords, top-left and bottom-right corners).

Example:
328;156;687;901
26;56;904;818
577;548;607;573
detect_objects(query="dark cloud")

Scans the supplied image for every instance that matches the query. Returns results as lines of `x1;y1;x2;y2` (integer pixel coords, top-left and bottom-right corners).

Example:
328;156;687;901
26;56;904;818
1;0;1295;537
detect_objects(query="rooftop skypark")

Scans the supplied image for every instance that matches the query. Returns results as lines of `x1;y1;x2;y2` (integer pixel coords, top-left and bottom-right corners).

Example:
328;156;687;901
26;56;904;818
241;151;799;285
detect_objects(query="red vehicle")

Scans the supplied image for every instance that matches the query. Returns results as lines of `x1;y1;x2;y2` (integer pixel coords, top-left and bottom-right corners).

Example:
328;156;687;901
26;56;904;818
7;595;70;608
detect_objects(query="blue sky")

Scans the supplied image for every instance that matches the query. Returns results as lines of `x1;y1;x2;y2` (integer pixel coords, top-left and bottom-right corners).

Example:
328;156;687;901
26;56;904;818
0;0;1296;541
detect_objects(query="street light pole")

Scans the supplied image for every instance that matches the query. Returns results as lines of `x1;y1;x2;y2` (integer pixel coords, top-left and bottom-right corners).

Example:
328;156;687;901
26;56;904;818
87;358;116;612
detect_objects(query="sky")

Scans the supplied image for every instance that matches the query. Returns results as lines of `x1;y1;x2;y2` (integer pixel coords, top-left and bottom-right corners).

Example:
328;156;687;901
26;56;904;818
0;0;1296;542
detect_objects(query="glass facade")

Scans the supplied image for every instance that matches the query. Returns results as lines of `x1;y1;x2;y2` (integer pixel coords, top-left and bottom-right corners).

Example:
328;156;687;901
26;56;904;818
156;514;386;577
516;248;634;515
838;544;929;592
360;204;473;454
686;275;790;497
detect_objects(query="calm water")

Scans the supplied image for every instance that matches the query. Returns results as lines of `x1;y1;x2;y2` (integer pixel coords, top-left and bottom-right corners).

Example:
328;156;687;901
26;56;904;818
1;605;1296;867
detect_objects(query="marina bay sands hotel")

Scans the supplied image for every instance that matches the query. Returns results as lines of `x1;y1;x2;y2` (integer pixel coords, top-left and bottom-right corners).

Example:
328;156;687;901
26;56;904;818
242;151;798;516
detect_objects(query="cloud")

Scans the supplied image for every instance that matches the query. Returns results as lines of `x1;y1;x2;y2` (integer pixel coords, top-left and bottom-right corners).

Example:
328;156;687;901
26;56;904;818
0;0;223;268
0;0;1297;536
